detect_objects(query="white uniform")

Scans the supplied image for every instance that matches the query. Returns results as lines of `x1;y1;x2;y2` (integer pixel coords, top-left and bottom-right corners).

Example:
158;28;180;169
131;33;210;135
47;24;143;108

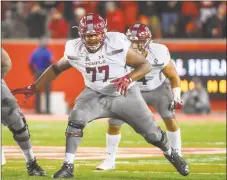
66;32;163;146
64;32;134;96
136;43;170;91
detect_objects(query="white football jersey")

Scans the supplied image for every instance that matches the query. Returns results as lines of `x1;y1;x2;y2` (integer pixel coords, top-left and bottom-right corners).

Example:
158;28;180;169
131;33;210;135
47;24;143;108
64;32;133;96
135;43;171;91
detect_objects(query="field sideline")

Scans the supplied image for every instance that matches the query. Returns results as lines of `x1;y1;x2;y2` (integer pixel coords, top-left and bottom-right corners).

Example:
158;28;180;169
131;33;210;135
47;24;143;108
2;112;226;180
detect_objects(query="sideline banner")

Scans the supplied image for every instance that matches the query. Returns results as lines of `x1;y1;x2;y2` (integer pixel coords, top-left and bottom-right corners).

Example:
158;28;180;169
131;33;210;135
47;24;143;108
171;52;226;99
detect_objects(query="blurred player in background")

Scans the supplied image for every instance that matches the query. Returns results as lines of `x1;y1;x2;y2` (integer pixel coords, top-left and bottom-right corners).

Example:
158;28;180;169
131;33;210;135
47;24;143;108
29;37;53;114
182;77;210;114
1;48;46;176
97;24;184;170
12;14;189;178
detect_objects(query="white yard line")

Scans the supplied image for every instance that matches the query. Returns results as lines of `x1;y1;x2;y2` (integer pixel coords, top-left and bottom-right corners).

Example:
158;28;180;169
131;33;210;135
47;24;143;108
3;146;226;160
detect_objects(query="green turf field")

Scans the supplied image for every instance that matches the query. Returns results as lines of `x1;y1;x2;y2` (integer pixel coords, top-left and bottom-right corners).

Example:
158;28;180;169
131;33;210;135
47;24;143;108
2;119;226;180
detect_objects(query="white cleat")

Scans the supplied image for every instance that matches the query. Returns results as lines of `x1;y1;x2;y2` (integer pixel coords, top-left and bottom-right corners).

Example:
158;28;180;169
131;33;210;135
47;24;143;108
96;160;115;170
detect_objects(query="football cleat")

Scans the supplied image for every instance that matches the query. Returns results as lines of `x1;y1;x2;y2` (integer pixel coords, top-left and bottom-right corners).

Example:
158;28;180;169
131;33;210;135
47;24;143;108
96;159;116;170
164;148;189;176
52;162;74;179
26;158;46;176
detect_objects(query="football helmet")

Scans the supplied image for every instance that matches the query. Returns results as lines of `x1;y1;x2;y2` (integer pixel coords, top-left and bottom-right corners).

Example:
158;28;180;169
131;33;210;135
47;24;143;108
126;24;152;54
77;13;107;53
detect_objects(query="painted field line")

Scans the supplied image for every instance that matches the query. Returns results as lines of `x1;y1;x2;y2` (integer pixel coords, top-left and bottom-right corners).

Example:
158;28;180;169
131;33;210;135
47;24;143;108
4;146;226;160
127;171;226;175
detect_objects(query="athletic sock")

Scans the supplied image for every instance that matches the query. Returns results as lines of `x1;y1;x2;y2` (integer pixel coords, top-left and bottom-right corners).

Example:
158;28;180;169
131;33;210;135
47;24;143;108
167;128;182;156
65;136;82;164
22;148;35;162
106;133;121;161
16;140;35;162
65;153;75;164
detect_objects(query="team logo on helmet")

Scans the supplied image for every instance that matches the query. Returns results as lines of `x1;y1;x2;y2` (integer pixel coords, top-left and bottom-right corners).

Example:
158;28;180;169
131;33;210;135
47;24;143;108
126;24;152;40
126;24;152;53
73;13;107;53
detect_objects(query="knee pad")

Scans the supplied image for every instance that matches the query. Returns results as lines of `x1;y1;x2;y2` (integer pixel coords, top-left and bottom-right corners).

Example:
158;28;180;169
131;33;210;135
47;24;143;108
8;117;30;142
65;121;85;137
145;130;170;152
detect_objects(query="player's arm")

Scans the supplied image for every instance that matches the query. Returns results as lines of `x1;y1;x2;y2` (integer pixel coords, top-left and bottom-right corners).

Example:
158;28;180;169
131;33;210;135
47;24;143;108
162;60;181;89
35;57;72;90
126;47;152;81
111;47;151;96
11;57;72;101
1;48;12;78
162;60;183;110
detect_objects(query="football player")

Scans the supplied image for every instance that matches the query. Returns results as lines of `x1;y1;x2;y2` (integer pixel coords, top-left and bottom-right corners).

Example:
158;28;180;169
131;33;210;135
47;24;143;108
12;14;189;178
1;48;46;176
97;23;184;170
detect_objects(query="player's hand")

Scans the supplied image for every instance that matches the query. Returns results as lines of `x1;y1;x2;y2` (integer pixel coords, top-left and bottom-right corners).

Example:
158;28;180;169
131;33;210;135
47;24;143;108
169;98;184;111
111;75;132;97
11;84;36;102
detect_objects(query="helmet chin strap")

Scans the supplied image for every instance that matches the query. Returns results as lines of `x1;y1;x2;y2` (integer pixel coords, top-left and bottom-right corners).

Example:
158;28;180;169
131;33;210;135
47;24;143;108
86;42;102;53
82;33;106;53
87;43;101;50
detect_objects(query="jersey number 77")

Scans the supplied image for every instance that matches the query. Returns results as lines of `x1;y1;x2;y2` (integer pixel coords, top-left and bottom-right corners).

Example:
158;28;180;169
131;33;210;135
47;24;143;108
86;65;109;82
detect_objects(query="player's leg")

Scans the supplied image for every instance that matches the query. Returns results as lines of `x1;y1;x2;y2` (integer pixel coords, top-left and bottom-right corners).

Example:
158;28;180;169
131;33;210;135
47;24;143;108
52;87;117;178
163;117;182;156
106;119;123;162
96;119;124;170
112;86;189;176
144;82;182;156
1;80;46;176
159;83;182;156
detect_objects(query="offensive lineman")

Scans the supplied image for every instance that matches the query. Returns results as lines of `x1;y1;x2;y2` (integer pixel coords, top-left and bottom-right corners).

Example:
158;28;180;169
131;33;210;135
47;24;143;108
1;48;46;176
12;14;189;178
97;24;185;171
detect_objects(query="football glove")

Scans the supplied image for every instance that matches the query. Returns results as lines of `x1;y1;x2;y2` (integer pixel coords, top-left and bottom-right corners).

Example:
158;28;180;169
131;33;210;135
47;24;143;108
169;87;184;111
11;84;36;102
111;75;132;97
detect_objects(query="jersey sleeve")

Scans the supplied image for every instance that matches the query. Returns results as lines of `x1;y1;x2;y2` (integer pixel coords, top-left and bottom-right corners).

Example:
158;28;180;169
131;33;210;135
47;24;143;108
156;45;171;69
118;33;131;60
63;40;81;68
64;40;74;62
108;32;131;64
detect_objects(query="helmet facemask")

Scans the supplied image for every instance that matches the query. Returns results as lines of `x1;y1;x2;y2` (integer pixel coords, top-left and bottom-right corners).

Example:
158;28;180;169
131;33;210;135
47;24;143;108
130;38;151;54
82;31;106;53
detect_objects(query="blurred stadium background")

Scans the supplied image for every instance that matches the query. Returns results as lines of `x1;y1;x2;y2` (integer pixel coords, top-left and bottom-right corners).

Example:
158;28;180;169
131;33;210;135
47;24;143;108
1;1;226;180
